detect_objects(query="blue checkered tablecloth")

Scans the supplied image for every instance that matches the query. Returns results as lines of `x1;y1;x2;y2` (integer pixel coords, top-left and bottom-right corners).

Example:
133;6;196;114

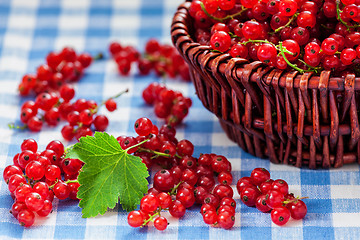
0;0;360;239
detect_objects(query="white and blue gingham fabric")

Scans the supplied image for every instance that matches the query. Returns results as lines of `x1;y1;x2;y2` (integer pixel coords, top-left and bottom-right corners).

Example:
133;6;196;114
0;0;360;239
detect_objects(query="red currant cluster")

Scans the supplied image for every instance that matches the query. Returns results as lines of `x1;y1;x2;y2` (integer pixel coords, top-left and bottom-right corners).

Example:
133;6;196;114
18;47;98;96
3;139;81;227
109;39;190;81
190;0;360;74
237;168;307;226
142;82;192;126
123;117;235;230
17;84;127;139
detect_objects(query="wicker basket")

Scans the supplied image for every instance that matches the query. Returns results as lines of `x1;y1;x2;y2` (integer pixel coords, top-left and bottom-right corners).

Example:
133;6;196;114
171;1;360;168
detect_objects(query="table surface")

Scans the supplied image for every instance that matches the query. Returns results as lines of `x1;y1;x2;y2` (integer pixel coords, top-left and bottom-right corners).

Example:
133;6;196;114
0;0;360;239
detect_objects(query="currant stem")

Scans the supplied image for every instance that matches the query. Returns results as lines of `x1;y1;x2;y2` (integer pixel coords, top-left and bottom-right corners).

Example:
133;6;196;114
141;209;161;227
93;52;104;61
65;179;79;184
283;196;309;205
126;139;149;153
49;179;59;189
102;88;129;105
298;59;323;74
169;181;183;196
241;39;271;46
199;2;246;22
274;13;299;33
137;147;173;158
278;42;305;74
92;88;129;114
8;123;27;130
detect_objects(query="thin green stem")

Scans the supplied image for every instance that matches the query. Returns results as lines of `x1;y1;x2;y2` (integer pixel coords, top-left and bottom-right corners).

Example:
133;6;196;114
298;59;323;74
8;123;27;130
278;42;305;74
283;196;309;205
274;13;299;33
141;210;161;227
200;2;246;22
65;179;79;184
100;88;129;106
241;39;271;45
169;181;183;196
90;88;129;114
93;52;104;60
137;147;181;159
126;139;149;153
49;179;60;189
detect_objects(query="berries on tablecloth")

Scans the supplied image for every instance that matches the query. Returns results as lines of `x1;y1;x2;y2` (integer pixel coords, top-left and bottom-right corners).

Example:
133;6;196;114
4;138;81;227
236;168;308;226
109;39;190;81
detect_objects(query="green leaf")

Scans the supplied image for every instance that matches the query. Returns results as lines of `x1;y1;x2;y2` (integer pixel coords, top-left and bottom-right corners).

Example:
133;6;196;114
65;132;149;218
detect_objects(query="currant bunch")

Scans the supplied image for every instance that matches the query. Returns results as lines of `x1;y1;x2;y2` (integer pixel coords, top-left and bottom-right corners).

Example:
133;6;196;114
236;168;307;226
142;82;192;126
15;84;127;138
189;0;360;75
3;138;81;227
18;46;100;96
124;117;235;230
109;39;190;81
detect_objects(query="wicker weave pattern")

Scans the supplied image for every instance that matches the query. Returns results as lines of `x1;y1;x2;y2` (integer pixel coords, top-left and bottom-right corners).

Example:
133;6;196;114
171;2;360;168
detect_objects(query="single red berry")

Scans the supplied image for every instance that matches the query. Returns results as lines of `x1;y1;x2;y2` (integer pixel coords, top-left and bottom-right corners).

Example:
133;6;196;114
154;216;168;231
156;192;172;209
255;194;272;213
266;189;285;208
259;179;274;194
240;185;260;207
213;184;234;199
21;139;38;153
17;209;35;227
176;139;194;156
271;206;291;226
134;117;153;136
242;21;263;40
105;99;117;112
77;53;93;68
321;38;339;55
251;168;270;186
127;210;144;228
219;197;236;208
169;200;186;218
217;211;235;229
25;161;45;180
153;169;175;192
53;181;70;200
279;0;297;16
93;115;109;131
287;199;307;220
271;179;289;195
203;210;217;225
140;194;159;213
210;31;231;52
